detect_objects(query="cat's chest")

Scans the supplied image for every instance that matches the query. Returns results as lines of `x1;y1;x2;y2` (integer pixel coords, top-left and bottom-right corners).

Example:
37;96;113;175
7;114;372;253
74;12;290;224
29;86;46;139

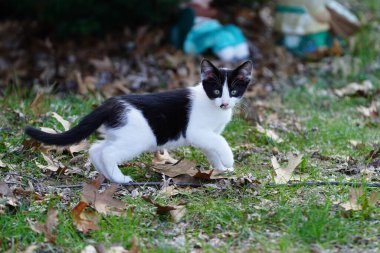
188;105;232;132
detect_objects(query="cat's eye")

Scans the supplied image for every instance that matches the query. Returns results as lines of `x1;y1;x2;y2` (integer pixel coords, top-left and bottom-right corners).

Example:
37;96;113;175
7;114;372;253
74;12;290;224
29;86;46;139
214;90;220;95
231;90;237;95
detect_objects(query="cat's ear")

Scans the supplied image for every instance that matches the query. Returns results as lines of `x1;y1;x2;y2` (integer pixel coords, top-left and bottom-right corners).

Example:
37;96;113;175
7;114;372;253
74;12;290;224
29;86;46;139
234;60;253;82
200;59;218;81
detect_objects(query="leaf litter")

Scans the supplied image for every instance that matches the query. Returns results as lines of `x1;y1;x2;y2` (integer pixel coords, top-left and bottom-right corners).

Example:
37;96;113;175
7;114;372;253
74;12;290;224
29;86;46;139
337;188;380;211
142;196;186;223
71;175;131;233
29;208;58;243
334;80;374;97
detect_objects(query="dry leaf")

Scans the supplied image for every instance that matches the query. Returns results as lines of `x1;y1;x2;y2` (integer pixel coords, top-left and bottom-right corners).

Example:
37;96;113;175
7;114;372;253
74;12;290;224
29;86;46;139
81;245;97;253
51;112;70;131
339;188;380;211
0;182;13;197
94;185;127;216
29;208;58;243
334;80;373;97
271;153;303;184
357;102;378;118
152;159;230;184
30;93;45;116
349;140;365;149
0;159;5;168
90;57;113;72
40;127;57;134
257;124;283;143
69;140;89;155
21;245;39;253
81;175;128;216
82;174;106;204
71;201;99;234
142;196;186;222
81;237;138;253
36;152;66;172
128;236;139;253
159;186;180;197
0;181;18;208
151;160;198;178
169;205;186;223
152;150;178;165
365;146;380;161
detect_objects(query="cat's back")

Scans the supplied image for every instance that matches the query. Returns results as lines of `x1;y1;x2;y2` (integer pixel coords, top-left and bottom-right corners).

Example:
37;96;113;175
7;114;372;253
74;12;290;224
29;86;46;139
119;89;192;145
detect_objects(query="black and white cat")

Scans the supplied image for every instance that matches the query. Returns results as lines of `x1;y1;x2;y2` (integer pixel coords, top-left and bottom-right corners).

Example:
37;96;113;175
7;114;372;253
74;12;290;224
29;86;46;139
25;59;253;183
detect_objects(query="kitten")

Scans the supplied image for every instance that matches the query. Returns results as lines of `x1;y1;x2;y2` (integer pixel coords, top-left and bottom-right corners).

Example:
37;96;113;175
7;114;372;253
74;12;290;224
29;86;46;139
25;59;253;183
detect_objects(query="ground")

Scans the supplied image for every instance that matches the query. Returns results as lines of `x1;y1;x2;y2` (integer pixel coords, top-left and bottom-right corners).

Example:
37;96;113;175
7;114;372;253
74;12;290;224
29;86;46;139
1;1;380;253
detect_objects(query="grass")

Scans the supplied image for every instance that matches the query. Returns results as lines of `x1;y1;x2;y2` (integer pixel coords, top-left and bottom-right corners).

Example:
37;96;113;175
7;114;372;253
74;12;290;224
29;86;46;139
1;3;380;253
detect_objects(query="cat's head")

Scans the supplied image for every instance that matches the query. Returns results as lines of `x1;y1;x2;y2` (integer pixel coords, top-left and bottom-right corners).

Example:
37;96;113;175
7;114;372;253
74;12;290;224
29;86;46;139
200;59;253;110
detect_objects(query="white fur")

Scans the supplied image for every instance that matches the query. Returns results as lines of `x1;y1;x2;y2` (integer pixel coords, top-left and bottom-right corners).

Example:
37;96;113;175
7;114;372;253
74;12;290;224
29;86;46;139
90;83;239;183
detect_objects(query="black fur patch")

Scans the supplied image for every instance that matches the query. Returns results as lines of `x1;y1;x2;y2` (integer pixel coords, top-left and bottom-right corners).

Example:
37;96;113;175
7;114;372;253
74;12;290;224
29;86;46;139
121;89;191;145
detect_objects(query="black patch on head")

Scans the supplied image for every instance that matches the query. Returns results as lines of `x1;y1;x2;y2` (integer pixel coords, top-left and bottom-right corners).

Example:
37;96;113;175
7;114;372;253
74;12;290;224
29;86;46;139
201;59;225;100
200;59;253;100
228;60;253;98
121;89;191;146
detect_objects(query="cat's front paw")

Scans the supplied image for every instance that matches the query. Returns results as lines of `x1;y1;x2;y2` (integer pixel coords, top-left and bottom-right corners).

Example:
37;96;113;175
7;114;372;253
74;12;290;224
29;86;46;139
225;167;234;172
221;154;234;169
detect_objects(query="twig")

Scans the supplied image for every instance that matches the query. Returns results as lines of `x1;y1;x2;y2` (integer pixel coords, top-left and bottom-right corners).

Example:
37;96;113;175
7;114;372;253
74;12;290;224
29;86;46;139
53;181;203;188
267;181;380;188
4;180;380;189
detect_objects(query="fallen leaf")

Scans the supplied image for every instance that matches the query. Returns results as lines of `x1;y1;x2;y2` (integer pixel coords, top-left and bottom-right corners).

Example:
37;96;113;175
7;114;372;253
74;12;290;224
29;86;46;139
0;181;13;197
334;80;373;97
81;245;97;253
151;160;198;178
128;236;139;253
338;188;380;211
159;185;180;197
365;146;380;161
170;205;186;223
357;101;378;118
40;127;57;134
152;150;178;165
142;196;186;222
349;140;365;149
271;153;303;184
51;112;70;131
22;245;40;253
36;152;66;173
81;237;138;253
257;124;283;143
192;169;214;180
29;208;58;243
0;159;5;168
94;185;128;216
71;201;99;234
82;174;106;204
30;93;45;116
0;181;18;209
81;175;128;216
69;140;89;155
90;57;113;72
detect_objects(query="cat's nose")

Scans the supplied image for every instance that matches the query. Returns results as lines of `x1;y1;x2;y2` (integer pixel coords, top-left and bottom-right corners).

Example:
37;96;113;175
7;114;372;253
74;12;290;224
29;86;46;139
220;103;229;108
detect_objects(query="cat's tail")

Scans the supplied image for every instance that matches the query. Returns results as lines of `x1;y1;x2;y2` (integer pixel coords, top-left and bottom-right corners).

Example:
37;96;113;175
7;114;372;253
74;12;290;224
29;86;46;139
25;98;124;146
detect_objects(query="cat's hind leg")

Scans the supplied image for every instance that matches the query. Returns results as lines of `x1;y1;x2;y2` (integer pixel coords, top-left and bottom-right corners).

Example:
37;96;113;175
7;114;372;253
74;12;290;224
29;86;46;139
100;141;153;183
89;141;111;178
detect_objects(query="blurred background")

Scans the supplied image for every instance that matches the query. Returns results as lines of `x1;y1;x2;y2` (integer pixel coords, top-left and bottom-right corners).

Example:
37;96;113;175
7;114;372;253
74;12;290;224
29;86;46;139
0;0;376;98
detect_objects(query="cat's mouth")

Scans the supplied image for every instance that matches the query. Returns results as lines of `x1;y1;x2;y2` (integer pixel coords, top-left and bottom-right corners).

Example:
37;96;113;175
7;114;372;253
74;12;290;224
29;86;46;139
220;104;231;110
